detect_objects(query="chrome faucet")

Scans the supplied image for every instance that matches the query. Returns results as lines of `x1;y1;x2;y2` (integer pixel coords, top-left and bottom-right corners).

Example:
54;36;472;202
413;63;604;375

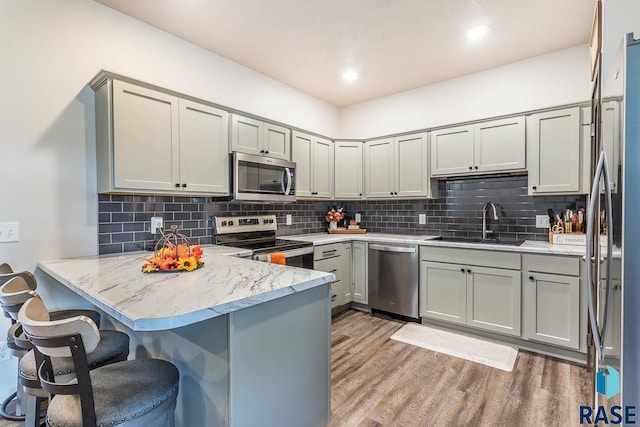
482;202;499;240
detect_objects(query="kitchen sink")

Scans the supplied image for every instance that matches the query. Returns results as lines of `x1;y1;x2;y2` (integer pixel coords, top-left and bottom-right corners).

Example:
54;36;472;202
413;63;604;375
431;236;525;246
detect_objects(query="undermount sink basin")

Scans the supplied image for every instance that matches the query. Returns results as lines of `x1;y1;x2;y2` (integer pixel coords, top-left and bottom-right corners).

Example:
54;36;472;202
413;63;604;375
431;236;525;246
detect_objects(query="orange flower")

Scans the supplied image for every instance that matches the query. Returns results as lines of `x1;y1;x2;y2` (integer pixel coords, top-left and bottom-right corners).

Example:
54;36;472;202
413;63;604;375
190;245;203;259
142;263;157;273
159;258;177;271
176;243;190;260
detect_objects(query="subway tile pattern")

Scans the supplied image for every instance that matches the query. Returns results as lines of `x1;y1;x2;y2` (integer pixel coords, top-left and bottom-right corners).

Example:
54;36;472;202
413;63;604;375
347;176;585;241
98;175;585;254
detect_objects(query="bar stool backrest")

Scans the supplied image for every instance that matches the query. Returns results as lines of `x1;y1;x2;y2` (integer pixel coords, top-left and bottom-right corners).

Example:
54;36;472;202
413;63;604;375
0;271;36;290
0;276;38;320
0;263;13;274
18;295;101;358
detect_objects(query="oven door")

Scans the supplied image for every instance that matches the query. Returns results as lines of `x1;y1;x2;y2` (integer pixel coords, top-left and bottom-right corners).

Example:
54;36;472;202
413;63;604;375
233;152;296;202
253;247;313;269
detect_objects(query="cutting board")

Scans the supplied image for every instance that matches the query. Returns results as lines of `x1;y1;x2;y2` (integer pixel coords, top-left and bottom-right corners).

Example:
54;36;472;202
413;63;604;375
327;228;367;234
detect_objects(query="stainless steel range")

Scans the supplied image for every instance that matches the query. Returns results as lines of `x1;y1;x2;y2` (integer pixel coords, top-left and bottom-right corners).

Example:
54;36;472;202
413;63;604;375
213;215;313;268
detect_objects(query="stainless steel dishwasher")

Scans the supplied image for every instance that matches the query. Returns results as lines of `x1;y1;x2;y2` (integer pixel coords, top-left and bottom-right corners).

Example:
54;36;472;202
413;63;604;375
368;243;419;319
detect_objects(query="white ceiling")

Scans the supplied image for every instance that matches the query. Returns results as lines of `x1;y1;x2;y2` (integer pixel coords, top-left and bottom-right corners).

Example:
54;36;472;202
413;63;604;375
95;0;594;108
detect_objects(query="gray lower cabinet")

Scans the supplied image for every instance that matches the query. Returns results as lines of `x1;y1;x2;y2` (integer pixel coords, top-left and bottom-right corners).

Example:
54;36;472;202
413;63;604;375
420;261;467;324
314;243;351;308
352;242;368;304
522;254;581;350
419;247;521;337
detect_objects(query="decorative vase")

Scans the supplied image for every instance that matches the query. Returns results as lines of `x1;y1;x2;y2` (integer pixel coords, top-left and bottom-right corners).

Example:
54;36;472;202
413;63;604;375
329;222;338;230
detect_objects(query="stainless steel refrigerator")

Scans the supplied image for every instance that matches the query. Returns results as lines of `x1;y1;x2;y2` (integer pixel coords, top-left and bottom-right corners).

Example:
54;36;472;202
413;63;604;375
587;32;640;411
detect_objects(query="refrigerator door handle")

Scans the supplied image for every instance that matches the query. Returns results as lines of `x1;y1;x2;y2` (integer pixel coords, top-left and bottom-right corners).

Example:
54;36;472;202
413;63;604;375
585;150;614;361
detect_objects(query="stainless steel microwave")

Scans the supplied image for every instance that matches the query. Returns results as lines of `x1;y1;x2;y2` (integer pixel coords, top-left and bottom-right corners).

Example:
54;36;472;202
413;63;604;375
231;152;296;202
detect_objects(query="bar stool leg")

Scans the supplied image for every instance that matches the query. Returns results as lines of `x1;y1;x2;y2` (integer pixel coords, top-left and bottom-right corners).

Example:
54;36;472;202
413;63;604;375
23;395;43;427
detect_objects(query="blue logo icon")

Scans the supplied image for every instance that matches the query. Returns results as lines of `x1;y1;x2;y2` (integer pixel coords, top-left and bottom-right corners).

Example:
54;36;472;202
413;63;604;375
596;365;620;399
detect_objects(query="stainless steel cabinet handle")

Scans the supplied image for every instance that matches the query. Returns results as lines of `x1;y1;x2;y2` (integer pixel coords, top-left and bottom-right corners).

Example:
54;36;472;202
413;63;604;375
369;244;417;253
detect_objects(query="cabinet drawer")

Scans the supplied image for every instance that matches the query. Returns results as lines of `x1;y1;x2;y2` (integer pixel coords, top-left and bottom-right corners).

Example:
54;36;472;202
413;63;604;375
523;254;580;276
420;246;520;270
314;256;342;282
314;244;342;261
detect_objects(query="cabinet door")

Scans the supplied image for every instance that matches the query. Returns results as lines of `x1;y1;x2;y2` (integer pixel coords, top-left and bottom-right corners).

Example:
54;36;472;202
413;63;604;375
420;261;467;325
231;114;262;156
467;266;521;336
523;272;580;349
334;142;363;199
473;117;525;173
263;123;290;160
527;108;580;194
179;100;229;194
352;242;367;304
430;125;474;176
342;243;352;304
395;133;429;197
312;138;334;198
364;139;394;198
112;80;179;191
291;131;313;197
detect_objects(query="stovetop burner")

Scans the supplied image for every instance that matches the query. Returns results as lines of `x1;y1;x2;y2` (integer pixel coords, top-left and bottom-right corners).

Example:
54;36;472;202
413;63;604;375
213;214;312;253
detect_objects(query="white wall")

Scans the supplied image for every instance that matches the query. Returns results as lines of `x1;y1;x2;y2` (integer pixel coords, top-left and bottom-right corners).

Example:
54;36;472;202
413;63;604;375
0;0;338;398
338;45;591;139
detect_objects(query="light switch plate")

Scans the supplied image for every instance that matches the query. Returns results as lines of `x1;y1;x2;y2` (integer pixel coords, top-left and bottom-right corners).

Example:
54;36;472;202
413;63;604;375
286;214;292;225
535;215;550;228
0;222;19;243
419;214;427;225
355;213;362;223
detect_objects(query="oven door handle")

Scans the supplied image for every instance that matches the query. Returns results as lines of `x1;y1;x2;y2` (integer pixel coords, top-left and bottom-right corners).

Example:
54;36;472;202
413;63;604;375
253;246;313;261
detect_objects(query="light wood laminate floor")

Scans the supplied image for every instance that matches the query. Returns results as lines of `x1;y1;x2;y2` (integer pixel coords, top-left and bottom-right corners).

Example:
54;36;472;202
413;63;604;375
0;309;592;427
329;309;592;427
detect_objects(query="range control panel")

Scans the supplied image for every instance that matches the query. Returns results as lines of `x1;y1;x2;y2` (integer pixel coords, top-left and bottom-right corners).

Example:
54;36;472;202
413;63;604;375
213;215;277;234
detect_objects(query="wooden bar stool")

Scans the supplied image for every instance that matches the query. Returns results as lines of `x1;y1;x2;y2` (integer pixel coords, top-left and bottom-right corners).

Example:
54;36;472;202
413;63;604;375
19;295;179;427
1;276;130;427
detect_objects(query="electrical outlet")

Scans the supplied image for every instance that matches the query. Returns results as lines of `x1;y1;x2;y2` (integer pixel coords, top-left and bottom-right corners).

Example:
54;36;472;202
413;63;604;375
286;214;292;225
355;213;362;223
0;341;9;362
535;215;550;228
0;222;19;243
419;214;427;225
151;217;163;234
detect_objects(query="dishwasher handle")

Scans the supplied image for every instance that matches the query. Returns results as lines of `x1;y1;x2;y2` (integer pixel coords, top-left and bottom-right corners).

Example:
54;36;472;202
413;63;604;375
369;244;417;253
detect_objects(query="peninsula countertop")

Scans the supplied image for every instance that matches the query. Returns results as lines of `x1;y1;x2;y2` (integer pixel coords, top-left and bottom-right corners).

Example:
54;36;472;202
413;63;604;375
38;246;335;331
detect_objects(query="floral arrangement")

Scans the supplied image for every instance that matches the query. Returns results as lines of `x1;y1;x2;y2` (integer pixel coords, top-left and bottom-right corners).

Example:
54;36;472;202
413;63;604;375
142;243;204;272
142;225;204;273
325;208;345;223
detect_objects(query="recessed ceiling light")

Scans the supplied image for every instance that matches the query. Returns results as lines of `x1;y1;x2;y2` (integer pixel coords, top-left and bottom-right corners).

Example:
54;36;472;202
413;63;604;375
465;24;489;41
342;71;359;82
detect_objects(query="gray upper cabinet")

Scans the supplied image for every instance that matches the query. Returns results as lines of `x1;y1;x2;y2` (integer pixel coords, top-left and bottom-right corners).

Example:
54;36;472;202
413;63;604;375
583;101;620;194
292;131;334;198
179;100;230;194
96;79;228;195
473;117;526;173
230;114;290;160
430;125;474;176
364;138;394;198
334;141;364;199
431;117;525;177
527;107;581;194
365;133;434;199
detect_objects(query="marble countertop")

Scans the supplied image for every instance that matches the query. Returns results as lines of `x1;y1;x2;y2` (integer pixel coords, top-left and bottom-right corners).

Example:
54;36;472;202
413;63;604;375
279;233;621;257
38;247;334;331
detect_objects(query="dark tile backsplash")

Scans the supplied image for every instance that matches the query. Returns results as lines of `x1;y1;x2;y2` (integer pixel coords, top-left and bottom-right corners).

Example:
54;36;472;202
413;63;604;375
98;175;586;254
